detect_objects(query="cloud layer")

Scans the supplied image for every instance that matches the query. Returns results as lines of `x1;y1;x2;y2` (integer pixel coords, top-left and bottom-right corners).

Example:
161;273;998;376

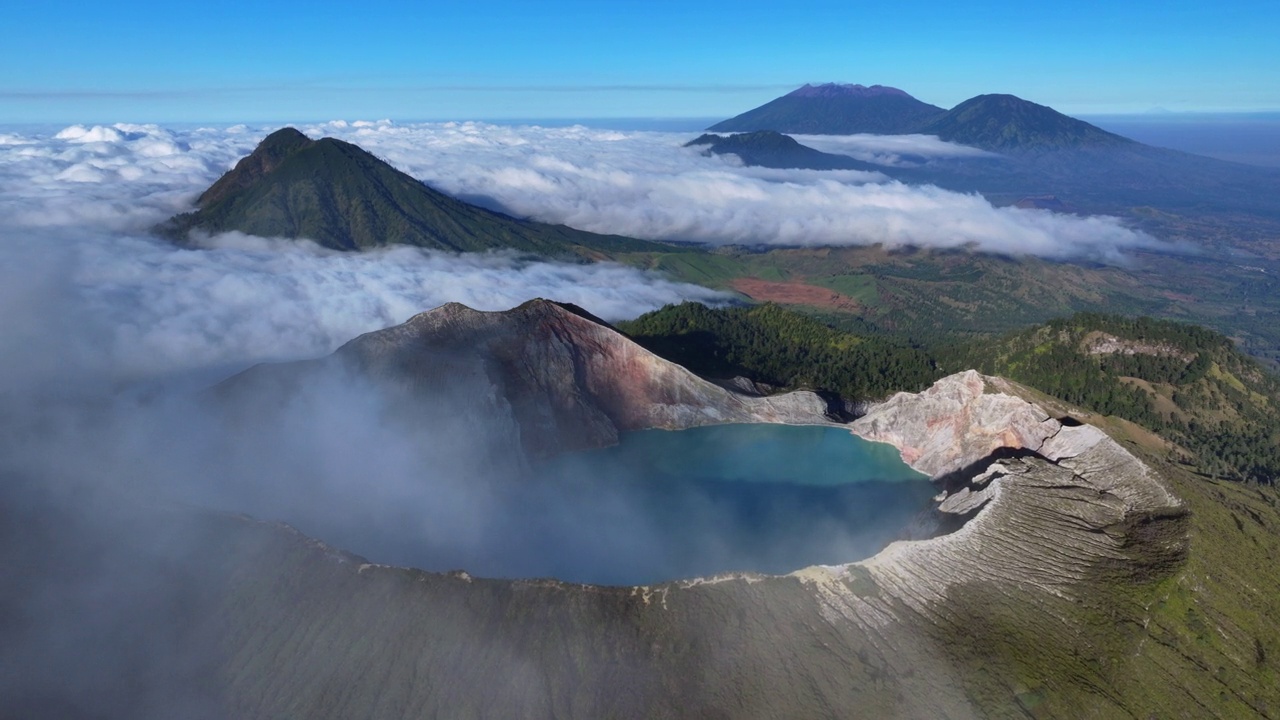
0;123;726;386
792;132;999;165
297;119;1160;259
3;119;1161;265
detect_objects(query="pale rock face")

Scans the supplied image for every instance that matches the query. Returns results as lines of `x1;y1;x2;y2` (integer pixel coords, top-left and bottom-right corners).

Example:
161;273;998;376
331;309;1186;610
849;369;1060;477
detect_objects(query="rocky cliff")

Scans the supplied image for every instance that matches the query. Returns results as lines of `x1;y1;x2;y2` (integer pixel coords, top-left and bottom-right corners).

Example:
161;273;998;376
222;299;838;458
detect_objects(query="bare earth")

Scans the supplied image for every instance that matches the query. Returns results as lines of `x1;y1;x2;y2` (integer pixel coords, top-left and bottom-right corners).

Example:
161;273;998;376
729;277;862;311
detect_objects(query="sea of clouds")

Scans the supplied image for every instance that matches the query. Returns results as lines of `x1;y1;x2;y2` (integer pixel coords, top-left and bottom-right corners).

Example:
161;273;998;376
0;118;1165;382
299;119;1158;258
0;122;735;384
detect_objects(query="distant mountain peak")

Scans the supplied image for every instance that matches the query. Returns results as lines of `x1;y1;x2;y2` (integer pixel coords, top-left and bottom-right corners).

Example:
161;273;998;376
196;126;315;208
709;84;945;135
787;83;913;100
160;128;665;256
919;94;1134;153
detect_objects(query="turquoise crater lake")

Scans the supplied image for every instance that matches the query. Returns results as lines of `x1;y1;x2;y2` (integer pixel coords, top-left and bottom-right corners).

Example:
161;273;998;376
519;423;935;585
310;423;935;587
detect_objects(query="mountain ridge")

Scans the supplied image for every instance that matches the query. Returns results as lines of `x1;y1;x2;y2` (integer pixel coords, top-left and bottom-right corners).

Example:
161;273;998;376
708;83;946;135
919;93;1135;153
198;304;1206;717
159;128;669;257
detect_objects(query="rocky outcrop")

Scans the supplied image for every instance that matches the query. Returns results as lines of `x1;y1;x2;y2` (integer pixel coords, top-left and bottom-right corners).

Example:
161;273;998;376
829;370;1185;620
849;369;1060;477
223;299;837;457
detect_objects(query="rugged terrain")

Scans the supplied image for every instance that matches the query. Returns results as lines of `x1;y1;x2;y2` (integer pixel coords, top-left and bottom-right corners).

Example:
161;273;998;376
202;369;1221;719
149;302;1280;718
222;299;839;459
9;300;1280;718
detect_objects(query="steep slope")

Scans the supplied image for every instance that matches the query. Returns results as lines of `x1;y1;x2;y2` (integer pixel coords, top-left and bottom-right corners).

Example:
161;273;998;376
159;128;667;256
686;130;884;172
918;93;1134;153
221;299;839;458
212;303;1199;716
708;83;945;135
617;301;940;400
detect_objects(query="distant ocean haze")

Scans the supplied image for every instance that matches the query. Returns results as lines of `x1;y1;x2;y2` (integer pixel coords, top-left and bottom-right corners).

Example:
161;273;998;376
1085;114;1280;167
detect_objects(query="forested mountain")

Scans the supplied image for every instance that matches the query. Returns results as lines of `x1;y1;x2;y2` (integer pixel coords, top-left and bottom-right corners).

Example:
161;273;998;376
916;94;1133;153
159;128;667;256
707;83;945;135
616;302;939;400
946;313;1280;483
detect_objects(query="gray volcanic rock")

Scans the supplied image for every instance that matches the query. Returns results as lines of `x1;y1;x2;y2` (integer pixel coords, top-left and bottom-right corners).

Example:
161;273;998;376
202;360;1191;718
844;371;1183;619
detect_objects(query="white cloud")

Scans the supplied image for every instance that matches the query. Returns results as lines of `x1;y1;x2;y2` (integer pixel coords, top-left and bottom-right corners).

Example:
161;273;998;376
792;133;999;165
2;120;1161;262
294;120;1159;259
0;123;727;386
0;228;725;387
0;118;1169;389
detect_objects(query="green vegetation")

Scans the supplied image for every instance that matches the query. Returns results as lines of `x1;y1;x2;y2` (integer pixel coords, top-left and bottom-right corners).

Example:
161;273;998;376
161;127;666;257
622;243;1280;367
946;313;1280;484
624;301;1280;485
916;94;1132;154
617;302;939;400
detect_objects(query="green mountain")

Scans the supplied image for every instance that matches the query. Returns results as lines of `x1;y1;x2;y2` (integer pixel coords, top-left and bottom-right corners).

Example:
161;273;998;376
707;83;945;135
159;127;667;256
918;93;1133;153
686;130;883;172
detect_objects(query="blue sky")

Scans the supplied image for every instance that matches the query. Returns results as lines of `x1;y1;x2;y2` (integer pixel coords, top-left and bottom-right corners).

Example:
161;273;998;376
4;0;1278;123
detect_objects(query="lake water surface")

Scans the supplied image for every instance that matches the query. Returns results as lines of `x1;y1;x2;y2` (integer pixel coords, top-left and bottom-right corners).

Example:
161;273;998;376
521;423;935;585
302;423;936;586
